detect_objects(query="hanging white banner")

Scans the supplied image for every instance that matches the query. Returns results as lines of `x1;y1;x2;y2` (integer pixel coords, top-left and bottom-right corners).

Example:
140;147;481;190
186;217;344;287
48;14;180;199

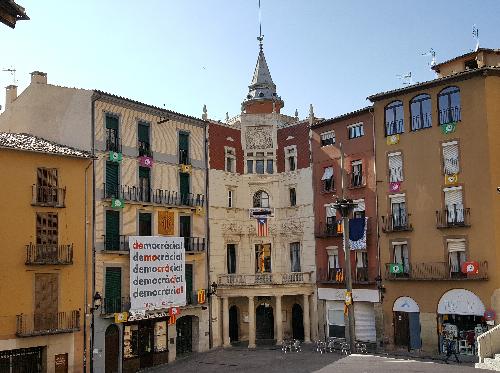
129;236;186;311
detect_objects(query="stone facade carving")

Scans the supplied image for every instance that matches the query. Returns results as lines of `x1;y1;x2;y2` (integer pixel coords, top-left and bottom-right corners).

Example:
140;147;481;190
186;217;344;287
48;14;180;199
245;126;273;149
222;222;243;235
280;219;303;235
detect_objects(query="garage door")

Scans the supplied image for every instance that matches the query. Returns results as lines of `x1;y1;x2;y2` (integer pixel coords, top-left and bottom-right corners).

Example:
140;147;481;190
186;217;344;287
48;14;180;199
354;302;376;342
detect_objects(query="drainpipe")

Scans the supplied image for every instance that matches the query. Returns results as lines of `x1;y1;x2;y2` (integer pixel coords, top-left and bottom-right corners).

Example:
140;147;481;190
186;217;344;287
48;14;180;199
204;122;213;349
83;159;92;372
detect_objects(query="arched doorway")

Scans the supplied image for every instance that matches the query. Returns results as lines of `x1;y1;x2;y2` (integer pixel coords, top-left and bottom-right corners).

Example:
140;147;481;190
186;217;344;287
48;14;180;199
229;305;239;343
292;304;304;341
256;304;274;340
176;316;193;355
105;324;119;373
393;296;421;350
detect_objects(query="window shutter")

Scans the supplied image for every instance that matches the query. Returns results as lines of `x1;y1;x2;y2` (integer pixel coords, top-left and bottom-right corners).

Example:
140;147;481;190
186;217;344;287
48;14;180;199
388;153;403;182
106;161;119;188
442;142;459;174
321;167;333;180
444;188;463;206
179;132;189;151
389;194;405;204
106;116;118;130
353;199;365;212
325;204;336;218
447;239;466;252
105;267;122;310
139;166;150;179
138;123;149;143
106;210;120;236
185;263;193;297
179;172;190;195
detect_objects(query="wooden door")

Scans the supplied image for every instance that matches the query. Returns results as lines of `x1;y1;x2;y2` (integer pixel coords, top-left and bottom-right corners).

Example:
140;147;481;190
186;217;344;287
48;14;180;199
105;325;119;373
394;311;410;348
229;306;239;342
292;304;304;341
34;273;58;331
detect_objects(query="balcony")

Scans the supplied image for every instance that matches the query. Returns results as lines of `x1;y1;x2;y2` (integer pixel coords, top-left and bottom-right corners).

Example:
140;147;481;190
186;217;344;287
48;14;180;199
439;106;461;125
103;183;205;208
381;214;413;233
217;272;312;286
436;208;471;229
31;185;66;207
102;234;129;251
315;218;342;238
16;311;80;337
25;243;73;265
317;268;372;284
106;137;122;153
348;173;366;189
384;261;488;281
179;150;190;165
138;141;153;158
184;237;206;252
100;297;131;315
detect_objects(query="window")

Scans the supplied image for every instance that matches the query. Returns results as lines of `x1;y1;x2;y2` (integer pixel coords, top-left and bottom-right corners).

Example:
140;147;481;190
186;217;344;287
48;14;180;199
138;212;152;236
266;159;274;174
327;306;345;338
285;146;297;172
438;86;461;124
225;147;236;173
138;122;151;157
351;160;363;187
290;242;301;272
227;189;233;208
247;159;254;174
179;172;190;204
139;167;151;202
178;132;189;165
410;94;432;131
327;247;339;272
322;166;334;192
227;244;236;274
353;199;365;219
105;115;120;152
255;243;271;273
442;141;459;175
384;100;404;136
392;241;409;275
325;204;338;235
255;160;265;174
444;186;464;224
253;190;270;208
36;168;59;204
390;194;407;229
355;251;368;282
36;213;58;245
348;123;364;139
106;161;119;198
289;187;296;206
321;130;335;146
464;59;478;70
388;152;403;182
105;267;122;313
447;239;466;276
105;210;120;250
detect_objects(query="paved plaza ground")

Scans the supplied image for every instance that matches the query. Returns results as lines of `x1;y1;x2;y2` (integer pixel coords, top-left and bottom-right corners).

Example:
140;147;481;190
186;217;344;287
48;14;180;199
149;346;489;373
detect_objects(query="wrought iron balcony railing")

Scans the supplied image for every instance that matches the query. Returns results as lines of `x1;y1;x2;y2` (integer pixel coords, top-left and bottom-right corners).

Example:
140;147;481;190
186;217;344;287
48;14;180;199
25;243;73;265
217;272;312;286
381;214;413;232
348;173;366;188
183;237;206;252
102;234;129;251
103;183;205;208
106;137;122;153
436;208;471;228
16;311;80;337
179;150;190;165
31;185;66;207
138;141;153;158
315;217;343;238
384;261;488;281
317;268;371;284
100;297;131;315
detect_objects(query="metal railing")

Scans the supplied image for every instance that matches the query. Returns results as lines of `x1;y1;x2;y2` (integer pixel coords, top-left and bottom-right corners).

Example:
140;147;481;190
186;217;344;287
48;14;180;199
315;217;343;238
106;137;122;153
436;208;471;228
25;243;73;265
179;150;190;165
348;173;366;188
103;183;205;207
384;261;488;281
184;237;206;252
31;185;66;207
102;234;129;251
100;297;131;315
411;113;432;131
381;214;412;232
317;268;371;284
385;119;404;136
16;310;80;337
217;272;312;286
477;323;500;363
138;141;153;158
439;106;461;125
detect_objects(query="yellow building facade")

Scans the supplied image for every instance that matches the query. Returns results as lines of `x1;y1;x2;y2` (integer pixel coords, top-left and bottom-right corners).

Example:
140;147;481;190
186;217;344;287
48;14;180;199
0;133;92;373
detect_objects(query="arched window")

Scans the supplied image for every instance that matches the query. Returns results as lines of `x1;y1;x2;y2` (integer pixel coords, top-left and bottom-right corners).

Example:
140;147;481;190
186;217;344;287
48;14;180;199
438;86;461;125
384;100;404;136
253;190;270;208
410;94;432;131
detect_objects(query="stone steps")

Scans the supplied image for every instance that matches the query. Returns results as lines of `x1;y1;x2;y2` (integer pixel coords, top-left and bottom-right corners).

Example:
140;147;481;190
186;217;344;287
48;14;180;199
475;355;500;371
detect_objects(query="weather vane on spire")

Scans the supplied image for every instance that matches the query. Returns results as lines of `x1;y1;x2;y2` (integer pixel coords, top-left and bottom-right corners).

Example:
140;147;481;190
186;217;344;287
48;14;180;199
257;0;264;49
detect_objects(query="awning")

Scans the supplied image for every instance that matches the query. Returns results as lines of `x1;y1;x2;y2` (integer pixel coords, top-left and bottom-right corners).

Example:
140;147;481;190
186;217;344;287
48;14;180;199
321;167;333;180
437;289;485;316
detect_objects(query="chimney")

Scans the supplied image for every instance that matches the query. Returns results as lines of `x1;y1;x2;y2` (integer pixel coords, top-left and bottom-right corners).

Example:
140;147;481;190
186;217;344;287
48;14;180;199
5;85;17;110
30;71;47;85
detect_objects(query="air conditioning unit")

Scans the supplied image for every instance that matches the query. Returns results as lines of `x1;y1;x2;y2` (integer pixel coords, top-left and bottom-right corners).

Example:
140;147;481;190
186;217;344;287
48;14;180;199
194;206;204;215
180;164;192;173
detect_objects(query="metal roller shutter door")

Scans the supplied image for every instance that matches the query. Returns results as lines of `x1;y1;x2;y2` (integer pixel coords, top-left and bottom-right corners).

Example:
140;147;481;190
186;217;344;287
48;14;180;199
354;302;376;342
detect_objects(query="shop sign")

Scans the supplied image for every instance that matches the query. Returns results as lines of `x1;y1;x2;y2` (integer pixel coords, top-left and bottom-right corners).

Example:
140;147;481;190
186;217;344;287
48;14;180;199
129;236;186;311
389;263;403;274
114;312;128;323
484;309;496;321
461;261;479;275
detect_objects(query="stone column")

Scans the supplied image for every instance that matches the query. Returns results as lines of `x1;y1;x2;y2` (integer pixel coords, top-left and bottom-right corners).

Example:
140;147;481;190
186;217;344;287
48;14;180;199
222;297;230;347
248;296;256;348
275;295;283;345
303;293;311;342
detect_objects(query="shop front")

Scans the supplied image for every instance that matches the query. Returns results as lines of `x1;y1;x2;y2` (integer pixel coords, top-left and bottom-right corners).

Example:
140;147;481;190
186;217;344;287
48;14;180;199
437;289;487;355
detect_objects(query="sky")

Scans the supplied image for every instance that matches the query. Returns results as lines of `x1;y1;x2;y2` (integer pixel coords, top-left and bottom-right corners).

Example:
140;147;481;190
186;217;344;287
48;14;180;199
1;1;500;121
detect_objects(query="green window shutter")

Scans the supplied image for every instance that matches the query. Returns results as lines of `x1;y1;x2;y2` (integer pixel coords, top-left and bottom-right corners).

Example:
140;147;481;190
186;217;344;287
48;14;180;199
139;213;152;236
138;123;149;143
185;263;193;300
179;132;189;151
139;166;150;179
106;161;119;194
105;210;120;250
179;172;190;195
105;267;122;313
106;115;119;130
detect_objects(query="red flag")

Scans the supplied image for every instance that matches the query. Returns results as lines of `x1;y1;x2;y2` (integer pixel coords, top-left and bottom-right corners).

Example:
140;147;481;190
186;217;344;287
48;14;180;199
256;218;269;237
461;261;479;275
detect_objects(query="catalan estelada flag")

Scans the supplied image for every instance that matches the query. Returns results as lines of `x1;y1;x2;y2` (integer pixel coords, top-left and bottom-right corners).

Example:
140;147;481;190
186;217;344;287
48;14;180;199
256;218;269;237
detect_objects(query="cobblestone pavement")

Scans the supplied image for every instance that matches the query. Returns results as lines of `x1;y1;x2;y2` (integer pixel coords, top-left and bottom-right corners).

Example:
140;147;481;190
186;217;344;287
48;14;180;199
148;346;489;373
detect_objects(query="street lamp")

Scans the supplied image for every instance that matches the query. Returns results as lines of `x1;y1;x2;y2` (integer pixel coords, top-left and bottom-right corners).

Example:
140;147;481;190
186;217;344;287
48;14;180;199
333;198;357;352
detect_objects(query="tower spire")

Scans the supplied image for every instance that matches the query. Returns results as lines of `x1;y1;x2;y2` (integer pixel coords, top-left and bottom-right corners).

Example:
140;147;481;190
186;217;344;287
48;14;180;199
257;0;263;50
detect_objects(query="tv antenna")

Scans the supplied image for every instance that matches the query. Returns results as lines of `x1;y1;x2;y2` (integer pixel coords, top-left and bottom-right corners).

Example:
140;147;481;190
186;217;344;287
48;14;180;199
422;48;437;68
2;67;17;85
396;72;413;86
472;24;479;51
